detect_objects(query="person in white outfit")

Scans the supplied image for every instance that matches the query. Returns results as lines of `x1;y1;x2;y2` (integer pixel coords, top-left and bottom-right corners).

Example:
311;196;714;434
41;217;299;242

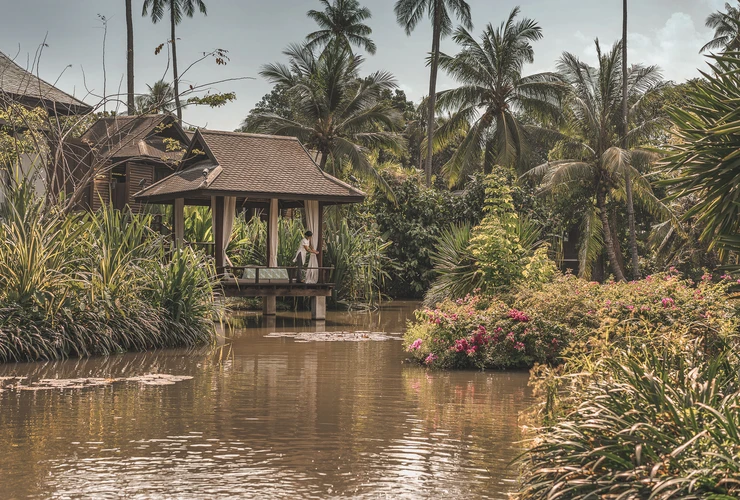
294;230;319;283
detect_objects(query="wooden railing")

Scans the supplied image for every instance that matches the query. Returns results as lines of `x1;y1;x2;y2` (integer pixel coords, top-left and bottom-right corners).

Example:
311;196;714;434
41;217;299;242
217;266;335;285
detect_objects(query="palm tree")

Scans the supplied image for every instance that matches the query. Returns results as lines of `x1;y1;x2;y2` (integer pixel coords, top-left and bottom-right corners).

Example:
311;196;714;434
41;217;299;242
433;8;565;186
244;43;403;196
661;52;740;257
394;0;472;186
623;0;639;279
142;0;208;123
527;41;667;281
306;0;376;55
136;80;176;114
125;0;135;113
702;2;740;53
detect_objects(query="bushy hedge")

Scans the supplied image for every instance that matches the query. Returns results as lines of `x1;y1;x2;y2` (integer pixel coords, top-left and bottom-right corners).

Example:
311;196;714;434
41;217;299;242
0;187;219;362
404;271;738;371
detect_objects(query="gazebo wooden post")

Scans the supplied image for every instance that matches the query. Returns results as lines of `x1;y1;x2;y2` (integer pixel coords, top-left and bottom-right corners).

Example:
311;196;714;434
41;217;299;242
174;198;185;249
214;196;225;272
263;198;278;316
311;202;326;320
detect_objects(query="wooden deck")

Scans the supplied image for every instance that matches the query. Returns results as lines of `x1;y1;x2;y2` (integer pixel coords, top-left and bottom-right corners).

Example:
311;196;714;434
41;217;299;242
217;266;334;298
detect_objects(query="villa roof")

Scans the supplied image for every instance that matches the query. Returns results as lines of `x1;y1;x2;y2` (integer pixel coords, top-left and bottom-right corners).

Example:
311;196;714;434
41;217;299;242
0;51;91;115
134;129;366;204
80;114;189;163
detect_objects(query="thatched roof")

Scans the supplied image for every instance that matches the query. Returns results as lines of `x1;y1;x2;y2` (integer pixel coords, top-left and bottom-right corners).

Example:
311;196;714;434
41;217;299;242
0;51;91;115
134;129;365;205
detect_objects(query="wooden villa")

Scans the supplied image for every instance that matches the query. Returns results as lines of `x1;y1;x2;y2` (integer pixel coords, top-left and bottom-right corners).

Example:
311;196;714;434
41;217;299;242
79;115;191;212
134;129;365;320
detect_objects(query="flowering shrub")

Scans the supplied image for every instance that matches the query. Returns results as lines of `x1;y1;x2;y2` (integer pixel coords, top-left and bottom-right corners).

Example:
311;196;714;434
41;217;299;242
404;294;564;369
405;271;738;370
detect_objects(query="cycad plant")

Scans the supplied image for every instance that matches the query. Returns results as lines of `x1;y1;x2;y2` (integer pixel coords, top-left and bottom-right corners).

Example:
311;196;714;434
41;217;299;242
245;43;403;197
435;8;565;186
526;40;667;281
661;52;740;259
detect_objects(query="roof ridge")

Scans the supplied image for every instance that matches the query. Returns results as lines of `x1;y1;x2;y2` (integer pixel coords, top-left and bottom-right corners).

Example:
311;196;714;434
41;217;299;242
197;129;300;141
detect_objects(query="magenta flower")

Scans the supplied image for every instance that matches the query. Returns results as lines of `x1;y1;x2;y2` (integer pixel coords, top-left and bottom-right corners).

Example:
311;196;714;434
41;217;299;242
661;297;675;308
408;339;423;352
508;309;530;322
424;353;437;365
514;342;525;351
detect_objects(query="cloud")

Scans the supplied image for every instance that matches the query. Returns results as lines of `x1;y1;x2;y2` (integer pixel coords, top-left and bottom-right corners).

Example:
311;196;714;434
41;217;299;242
574;12;712;83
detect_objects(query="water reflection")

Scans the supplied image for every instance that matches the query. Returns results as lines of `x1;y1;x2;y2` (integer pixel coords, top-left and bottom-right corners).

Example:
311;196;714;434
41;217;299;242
0;302;532;499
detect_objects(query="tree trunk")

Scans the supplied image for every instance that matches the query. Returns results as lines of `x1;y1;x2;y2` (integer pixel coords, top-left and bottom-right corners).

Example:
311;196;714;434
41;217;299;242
170;4;182;123
597;189;627;281
125;0;135;113
622;0;640;279
424;1;442;187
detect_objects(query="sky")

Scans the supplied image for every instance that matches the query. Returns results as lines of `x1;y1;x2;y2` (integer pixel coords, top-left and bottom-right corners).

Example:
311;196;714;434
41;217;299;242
0;0;729;131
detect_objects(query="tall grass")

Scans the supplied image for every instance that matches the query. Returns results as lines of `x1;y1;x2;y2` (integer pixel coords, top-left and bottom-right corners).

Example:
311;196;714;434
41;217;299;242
0;184;219;362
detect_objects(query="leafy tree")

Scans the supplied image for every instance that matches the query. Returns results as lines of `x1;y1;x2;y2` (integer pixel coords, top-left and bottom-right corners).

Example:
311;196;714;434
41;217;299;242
527;40;667;281
243;43;403;195
306;0;376;55
702;1;740;53
661;52;740;257
142;0;208;123
240;85;296;130
434;8;565;186
135;80;175;114
394;0;472;186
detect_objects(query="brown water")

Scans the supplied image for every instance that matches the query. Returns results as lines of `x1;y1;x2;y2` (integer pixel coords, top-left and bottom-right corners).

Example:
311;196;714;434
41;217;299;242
0;302;533;499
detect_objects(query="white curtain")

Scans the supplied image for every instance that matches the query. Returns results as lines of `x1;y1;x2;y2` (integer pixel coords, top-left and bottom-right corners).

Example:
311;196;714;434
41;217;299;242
269;198;278;267
211;196;237;267
305;200;320;284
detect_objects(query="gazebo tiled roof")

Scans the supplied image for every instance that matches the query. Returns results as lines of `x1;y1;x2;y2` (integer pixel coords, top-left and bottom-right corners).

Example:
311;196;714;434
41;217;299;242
134;129;365;204
0;51;91;115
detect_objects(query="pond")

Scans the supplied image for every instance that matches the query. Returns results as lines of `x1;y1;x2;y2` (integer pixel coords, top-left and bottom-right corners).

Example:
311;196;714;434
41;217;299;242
0;301;533;499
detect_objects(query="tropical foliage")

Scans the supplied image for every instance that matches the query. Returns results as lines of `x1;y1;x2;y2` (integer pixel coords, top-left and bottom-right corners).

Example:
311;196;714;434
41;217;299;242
305;0;376;55
702;1;740;53
244;43;403;195
435;8;565;185
0;184;218;362
527;40;667;281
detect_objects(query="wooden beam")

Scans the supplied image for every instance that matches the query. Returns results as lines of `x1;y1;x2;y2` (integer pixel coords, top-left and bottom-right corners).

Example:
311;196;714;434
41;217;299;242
214;196;225;270
174;198;185;248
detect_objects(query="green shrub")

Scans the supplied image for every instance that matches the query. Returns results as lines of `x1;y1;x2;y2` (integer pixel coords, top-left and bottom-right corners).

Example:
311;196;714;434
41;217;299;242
518;349;740;499
404;294;564;370
0;186;219;362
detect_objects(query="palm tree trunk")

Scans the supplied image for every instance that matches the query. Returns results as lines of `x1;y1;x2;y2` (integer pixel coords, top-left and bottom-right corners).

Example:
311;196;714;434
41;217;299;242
597;189;627;281
424;1;442;187
126;0;135;114
623;0;639;279
170;3;182;123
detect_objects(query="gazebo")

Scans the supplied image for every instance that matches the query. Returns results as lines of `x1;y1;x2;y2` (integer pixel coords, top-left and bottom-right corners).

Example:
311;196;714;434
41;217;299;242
134;129;365;320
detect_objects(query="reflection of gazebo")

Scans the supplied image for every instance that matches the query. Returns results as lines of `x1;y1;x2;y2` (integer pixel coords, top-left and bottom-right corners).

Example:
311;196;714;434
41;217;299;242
135;129;365;319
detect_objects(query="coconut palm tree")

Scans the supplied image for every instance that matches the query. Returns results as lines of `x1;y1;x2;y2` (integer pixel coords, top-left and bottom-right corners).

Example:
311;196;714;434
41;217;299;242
433;8;565;186
702;2;740;53
243;43;403;197
394;0;472;186
526;41;667;281
125;0;135;113
142;0;208;123
306;0;376;55
622;0;639;279
135;80;175;114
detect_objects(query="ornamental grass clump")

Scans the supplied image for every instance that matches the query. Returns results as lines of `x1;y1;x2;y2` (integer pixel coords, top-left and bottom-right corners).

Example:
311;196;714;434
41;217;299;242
0;185;219;362
517;349;740;499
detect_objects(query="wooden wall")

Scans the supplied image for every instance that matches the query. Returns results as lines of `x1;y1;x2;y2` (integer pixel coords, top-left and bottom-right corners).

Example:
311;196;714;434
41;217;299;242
126;162;155;213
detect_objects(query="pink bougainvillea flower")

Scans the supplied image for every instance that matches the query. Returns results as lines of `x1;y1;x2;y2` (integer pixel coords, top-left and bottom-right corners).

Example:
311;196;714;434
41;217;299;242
408;339;423;352
424;353;437;365
514;342;525;351
661;297;675;308
508;309;530;322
